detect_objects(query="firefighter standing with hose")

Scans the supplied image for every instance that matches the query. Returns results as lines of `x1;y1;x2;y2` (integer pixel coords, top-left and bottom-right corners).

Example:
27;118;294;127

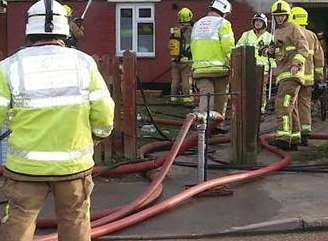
290;6;325;146
266;0;309;151
191;0;235;119
169;8;194;104
0;0;115;240
236;12;276;114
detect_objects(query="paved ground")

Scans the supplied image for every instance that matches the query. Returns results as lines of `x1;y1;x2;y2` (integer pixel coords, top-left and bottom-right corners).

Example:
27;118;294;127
1;111;328;240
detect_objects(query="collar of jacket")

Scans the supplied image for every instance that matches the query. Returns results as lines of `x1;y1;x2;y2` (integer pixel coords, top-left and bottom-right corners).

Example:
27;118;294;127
30;39;66;47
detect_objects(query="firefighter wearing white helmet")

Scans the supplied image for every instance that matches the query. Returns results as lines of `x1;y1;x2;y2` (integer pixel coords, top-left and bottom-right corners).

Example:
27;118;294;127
191;0;235;123
290;6;325;146
169;7;194;104
266;0;309;150
0;0;115;240
237;12;276;113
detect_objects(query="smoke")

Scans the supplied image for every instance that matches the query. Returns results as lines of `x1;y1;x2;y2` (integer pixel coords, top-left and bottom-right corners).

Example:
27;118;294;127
235;0;275;12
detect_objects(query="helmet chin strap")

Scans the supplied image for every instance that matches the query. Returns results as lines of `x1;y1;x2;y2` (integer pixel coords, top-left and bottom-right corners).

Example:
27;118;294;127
44;0;54;32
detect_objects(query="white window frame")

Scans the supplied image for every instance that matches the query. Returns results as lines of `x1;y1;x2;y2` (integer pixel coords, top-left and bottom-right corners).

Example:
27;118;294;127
116;3;155;57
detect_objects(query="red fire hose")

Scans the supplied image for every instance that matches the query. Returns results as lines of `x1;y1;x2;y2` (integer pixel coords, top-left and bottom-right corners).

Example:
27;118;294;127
1;114;326;241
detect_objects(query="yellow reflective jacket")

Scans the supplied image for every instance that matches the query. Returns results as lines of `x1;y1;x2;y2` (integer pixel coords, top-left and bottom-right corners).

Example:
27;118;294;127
274;22;309;84
0;45;115;176
236;29;276;74
191;16;235;76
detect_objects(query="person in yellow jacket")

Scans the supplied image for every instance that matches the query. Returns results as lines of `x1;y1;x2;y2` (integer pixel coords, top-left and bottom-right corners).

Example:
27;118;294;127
236;12;276;113
0;1;114;240
64;4;85;48
191;0;235;118
267;0;309;150
290;6;325;146
169;7;194;104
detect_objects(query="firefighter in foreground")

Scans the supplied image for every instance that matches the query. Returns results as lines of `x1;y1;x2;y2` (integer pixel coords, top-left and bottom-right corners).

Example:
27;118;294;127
236;13;276;113
290;6;325;146
191;0;235;118
169;7;194;104
266;0;309;150
64;4;85;48
0;0;115;240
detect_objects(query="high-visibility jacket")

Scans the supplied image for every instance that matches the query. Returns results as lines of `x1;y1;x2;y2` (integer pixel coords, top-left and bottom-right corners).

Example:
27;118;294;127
301;28;324;86
274;22;309;84
236;29;276;73
191;16;235;76
0;45;115;176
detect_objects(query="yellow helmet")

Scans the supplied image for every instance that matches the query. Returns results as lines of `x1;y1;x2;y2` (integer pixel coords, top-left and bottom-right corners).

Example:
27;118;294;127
290;7;308;26
178;8;193;23
63;4;73;17
271;0;291;15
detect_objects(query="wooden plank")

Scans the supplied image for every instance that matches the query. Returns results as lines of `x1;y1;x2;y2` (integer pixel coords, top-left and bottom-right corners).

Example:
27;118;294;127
231;46;261;164
111;56;124;156
231;47;243;163
102;55;115;163
122;51;137;160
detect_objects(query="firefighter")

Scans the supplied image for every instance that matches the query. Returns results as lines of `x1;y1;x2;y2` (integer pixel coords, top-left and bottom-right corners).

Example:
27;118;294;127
191;0;235;118
236;13;276;113
0;1;115;240
169;7;194;104
290;7;325;146
64;4;85;48
267;0;309;150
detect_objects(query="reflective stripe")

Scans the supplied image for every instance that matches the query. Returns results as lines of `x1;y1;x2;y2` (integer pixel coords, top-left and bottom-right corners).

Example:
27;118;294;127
291;132;301;140
221;33;234;39
93;125;113;137
14;95;88;108
283;95;291;107
301;124;311;132
277;71;304;82
8;145;94;161
304;73;314;81
286;46;296;51
89;90;111;102
193;60;225;66
277;130;290;137
0;96;10;107
315;67;324;74
282;115;290;132
1;202;10;224
294;54;306;64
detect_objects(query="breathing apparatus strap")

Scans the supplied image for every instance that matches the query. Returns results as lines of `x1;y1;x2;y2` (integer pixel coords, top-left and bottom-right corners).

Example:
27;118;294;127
44;0;54;33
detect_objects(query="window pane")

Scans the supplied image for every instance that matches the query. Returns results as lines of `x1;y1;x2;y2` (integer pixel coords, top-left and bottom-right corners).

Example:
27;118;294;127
120;8;133;51
137;23;154;53
139;8;151;18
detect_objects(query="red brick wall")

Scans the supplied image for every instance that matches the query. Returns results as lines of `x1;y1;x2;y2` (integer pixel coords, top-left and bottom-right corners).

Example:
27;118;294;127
5;0;253;83
0;10;7;57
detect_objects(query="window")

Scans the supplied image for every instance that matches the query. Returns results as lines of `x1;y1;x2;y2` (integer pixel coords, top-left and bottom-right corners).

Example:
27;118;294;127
116;4;155;57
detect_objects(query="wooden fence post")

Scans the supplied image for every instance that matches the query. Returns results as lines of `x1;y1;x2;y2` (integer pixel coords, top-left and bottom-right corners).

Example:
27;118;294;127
122;51;137;160
230;46;263;164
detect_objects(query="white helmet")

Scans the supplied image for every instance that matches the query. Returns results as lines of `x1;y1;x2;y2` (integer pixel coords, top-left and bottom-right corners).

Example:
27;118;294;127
209;0;232;14
252;12;268;28
25;0;69;37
